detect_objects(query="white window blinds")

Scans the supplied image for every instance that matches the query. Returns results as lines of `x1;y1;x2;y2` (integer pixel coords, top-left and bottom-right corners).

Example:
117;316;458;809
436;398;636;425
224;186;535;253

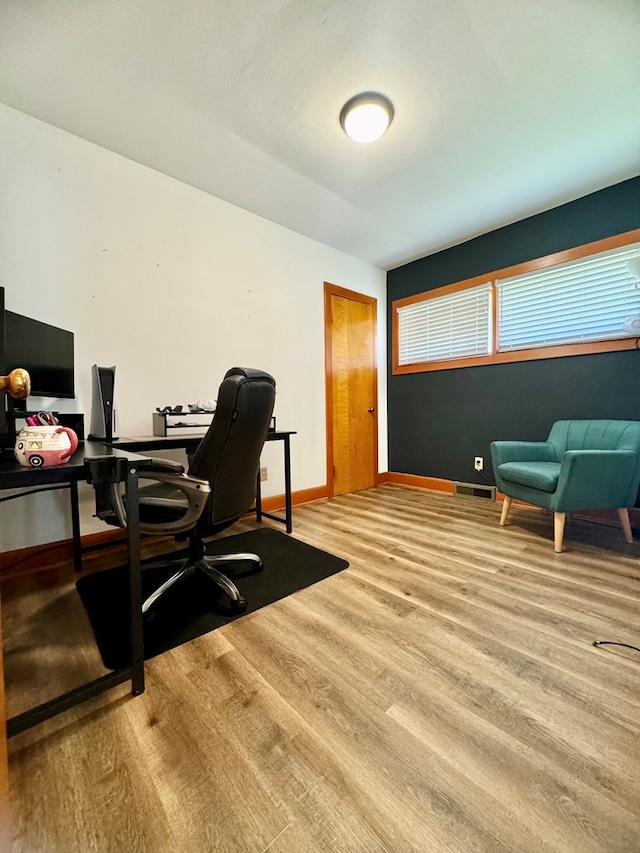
497;243;640;352
397;282;492;366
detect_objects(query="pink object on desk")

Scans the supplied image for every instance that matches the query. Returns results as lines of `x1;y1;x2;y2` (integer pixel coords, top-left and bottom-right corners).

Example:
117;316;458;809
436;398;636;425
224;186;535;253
14;425;78;468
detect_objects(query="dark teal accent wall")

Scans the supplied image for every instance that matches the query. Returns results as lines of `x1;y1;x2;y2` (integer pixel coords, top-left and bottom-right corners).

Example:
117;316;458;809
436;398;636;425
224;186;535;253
386;177;640;484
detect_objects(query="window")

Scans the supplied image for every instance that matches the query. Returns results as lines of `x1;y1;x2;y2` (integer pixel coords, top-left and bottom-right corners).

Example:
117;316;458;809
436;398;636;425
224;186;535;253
392;229;640;375
397;281;492;366
497;243;640;352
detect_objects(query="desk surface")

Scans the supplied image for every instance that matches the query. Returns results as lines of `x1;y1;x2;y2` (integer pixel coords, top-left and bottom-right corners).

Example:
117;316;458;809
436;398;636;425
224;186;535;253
0;442;147;489
110;430;296;453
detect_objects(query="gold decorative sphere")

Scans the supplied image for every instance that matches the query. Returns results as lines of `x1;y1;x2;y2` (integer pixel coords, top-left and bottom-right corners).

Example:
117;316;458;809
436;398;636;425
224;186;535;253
0;368;31;399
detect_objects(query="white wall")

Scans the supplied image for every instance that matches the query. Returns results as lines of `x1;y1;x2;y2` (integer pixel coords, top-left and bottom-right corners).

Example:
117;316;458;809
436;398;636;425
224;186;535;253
0;104;387;552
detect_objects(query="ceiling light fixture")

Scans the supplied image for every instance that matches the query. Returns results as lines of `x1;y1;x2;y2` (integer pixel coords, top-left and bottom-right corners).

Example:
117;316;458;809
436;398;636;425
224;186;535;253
339;92;394;143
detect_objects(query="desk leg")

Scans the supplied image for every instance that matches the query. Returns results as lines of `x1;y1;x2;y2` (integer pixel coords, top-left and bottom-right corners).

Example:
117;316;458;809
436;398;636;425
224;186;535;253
125;464;145;696
6;460;146;738
70;481;83;573
255;470;263;523
283;435;292;534
0;596;9;802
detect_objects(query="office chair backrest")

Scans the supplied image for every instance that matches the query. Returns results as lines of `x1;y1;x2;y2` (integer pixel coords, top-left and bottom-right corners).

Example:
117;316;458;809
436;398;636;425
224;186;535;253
188;367;276;530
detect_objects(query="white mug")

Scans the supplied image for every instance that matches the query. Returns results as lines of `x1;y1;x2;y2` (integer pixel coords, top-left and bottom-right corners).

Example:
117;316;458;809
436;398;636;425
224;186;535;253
14;425;79;468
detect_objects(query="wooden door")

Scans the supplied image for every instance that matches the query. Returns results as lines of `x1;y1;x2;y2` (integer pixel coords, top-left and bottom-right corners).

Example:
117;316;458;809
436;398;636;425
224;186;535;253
324;283;377;496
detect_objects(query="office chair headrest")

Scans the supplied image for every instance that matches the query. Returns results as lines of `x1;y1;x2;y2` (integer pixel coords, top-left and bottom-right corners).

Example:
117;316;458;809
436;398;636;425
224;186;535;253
223;367;276;387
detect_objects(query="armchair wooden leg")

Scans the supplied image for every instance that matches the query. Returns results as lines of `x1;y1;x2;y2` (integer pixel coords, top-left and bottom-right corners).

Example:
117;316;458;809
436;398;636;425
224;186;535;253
617;508;633;544
500;496;512;527
554;512;566;553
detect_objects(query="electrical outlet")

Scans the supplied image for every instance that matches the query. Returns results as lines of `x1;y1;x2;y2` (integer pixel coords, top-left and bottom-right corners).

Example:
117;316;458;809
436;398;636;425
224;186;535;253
260;466;268;481
474;456;483;471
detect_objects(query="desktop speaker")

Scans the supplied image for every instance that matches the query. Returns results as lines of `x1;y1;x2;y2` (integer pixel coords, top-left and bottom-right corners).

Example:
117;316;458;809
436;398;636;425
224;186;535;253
58;412;85;441
88;364;118;442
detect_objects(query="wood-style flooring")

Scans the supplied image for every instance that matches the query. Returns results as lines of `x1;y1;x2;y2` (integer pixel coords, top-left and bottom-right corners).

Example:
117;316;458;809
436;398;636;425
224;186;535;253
3;485;640;852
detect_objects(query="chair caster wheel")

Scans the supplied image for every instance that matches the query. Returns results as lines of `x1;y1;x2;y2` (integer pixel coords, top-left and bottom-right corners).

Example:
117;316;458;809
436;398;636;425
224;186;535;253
231;597;248;613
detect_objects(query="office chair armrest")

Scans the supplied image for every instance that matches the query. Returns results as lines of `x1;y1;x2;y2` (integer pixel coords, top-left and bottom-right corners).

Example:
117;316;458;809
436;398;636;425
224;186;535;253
138;470;211;535
97;470;211;535
139;457;186;474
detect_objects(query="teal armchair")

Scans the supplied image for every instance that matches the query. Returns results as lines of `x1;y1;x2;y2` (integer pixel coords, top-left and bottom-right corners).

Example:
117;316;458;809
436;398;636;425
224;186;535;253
491;420;640;552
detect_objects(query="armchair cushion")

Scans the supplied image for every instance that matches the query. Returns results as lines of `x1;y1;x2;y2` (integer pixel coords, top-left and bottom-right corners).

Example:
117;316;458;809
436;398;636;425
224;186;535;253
497;461;561;493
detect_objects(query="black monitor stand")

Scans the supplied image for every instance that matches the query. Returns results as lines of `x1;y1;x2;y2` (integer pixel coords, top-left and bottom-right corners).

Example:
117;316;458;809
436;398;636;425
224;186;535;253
0;395;23;457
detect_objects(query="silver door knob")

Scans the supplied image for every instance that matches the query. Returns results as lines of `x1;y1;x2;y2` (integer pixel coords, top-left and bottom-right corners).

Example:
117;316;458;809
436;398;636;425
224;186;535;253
368;407;375;413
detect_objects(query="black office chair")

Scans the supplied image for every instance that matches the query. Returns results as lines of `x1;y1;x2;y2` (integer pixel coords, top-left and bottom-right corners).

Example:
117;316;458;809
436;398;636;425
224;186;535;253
92;367;276;614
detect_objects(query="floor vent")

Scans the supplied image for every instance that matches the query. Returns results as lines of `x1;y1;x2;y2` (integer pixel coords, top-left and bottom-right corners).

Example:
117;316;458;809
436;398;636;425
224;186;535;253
453;482;496;500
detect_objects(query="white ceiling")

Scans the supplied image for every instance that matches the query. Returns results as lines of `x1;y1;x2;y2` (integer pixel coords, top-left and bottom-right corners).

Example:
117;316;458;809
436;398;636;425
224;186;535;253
0;0;639;270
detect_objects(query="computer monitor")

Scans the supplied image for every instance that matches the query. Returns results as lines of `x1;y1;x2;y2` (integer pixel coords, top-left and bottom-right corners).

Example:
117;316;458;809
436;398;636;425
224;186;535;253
4;311;75;399
0;286;75;450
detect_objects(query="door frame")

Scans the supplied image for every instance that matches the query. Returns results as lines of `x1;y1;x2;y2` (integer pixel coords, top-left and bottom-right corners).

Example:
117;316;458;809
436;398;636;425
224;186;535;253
324;281;378;497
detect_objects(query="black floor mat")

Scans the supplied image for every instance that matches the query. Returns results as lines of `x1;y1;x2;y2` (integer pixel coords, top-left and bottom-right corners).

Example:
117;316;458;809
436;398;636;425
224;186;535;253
76;527;349;670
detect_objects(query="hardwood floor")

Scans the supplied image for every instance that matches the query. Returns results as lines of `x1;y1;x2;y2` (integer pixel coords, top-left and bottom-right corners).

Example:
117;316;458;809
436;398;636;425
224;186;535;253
3;485;640;852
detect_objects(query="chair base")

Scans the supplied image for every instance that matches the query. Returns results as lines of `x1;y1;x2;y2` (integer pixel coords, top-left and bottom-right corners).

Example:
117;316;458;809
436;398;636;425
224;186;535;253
141;551;263;615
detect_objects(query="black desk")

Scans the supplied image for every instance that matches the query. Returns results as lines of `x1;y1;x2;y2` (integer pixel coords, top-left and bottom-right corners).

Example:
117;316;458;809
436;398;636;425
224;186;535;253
111;430;296;534
0;443;148;737
1;457;84;573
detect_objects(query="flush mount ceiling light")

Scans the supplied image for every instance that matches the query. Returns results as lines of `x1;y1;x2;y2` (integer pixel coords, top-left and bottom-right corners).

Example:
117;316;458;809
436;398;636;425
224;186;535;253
339;92;394;143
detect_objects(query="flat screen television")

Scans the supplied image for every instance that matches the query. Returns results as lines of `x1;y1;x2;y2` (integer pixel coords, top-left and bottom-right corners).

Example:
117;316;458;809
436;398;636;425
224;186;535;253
0;286;75;451
4;310;75;399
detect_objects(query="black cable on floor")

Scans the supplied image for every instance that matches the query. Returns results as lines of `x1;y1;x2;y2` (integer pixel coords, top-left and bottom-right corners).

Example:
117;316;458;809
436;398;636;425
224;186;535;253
593;640;640;654
0;484;69;503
